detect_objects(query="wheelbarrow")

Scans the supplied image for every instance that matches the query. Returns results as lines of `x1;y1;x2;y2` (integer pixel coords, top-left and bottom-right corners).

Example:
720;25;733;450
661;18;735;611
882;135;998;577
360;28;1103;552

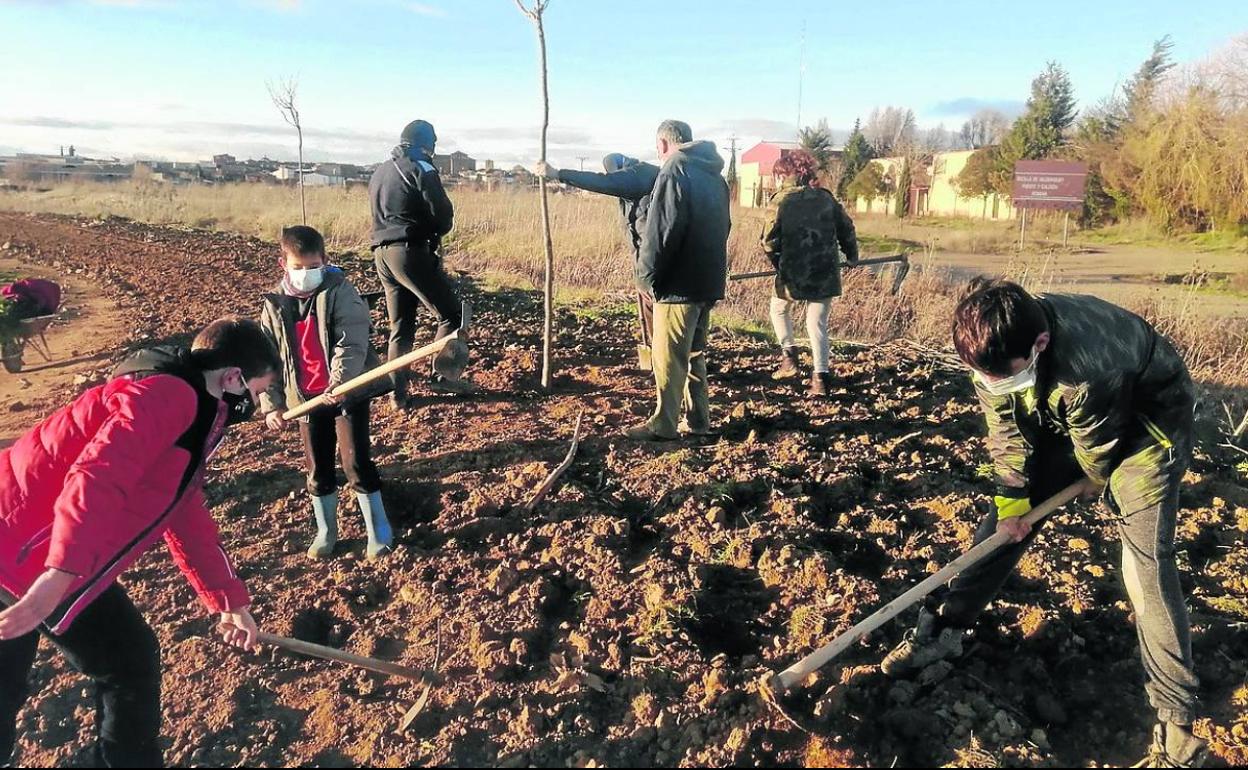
2;314;56;374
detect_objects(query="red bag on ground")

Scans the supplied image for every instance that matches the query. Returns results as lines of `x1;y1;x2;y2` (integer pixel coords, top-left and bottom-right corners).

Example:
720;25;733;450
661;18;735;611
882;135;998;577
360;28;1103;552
1;279;62;318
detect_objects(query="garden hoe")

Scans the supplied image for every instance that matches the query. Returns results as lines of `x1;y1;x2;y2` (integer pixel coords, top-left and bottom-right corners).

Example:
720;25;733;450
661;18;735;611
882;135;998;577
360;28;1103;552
282;329;457;420
432;300;472;384
730;252;912;295
758;479;1094;720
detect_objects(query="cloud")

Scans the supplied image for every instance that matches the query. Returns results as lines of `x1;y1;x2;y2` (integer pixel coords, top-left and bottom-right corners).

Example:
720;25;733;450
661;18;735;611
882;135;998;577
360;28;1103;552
2;115;392;144
402;2;445;17
927;97;1026;119
705;118;798;141
455;126;594;147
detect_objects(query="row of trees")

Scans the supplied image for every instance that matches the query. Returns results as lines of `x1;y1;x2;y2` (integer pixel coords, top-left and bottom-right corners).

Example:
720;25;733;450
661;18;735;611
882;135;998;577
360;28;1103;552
1079;35;1248;230
805;34;1247;233
800;104;1012;212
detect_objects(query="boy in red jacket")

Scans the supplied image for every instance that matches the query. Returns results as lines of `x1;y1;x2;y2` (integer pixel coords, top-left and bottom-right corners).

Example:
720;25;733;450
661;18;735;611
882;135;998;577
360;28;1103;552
0;316;281;768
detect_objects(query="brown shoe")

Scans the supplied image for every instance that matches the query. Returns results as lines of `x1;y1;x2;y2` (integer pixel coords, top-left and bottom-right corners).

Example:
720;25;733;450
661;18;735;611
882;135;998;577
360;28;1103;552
809;372;831;396
772;347;801;380
622;422;677;441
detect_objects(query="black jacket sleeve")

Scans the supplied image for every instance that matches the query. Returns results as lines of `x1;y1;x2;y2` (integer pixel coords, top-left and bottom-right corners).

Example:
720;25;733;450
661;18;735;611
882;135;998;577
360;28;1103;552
417;167;454;237
558;166;654;201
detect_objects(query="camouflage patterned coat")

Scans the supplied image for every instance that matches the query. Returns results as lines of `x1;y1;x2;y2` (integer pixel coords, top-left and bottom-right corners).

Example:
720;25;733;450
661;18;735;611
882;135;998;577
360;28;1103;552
762;184;859;301
977;293;1196;514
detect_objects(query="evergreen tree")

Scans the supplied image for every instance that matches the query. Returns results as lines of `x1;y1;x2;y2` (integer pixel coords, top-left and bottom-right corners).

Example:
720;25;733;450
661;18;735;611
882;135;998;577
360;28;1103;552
895;159;912;217
995;61;1078;194
799;118;837;173
838;118;874;198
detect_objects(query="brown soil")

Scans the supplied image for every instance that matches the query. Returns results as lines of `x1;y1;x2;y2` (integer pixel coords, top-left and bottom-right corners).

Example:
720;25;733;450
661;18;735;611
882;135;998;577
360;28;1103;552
0;251;126;446
3;211;1246;768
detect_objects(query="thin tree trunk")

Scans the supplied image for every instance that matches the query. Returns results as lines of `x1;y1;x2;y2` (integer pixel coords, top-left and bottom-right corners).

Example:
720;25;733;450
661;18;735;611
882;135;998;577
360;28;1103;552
536;16;554;390
297;126;306;225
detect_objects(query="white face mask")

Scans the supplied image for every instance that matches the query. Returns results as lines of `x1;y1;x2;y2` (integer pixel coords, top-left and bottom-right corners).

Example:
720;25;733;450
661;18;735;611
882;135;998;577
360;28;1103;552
974;345;1040;396
288;267;324;293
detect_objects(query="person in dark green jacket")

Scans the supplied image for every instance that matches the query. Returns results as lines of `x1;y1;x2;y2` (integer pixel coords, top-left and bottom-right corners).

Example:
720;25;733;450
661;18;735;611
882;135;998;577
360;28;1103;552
534;154;660;369
761;149;859;396
881;278;1205;768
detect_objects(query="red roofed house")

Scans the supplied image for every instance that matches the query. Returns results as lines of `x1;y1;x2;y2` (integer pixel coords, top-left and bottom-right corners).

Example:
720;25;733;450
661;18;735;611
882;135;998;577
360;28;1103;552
738;140;803;207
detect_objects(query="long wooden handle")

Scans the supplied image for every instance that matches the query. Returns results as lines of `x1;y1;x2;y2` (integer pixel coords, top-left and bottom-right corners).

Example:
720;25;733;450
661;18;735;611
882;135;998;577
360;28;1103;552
258;631;429;682
729;253;908;282
771;479;1091;692
0;587;430;683
281;333;455;421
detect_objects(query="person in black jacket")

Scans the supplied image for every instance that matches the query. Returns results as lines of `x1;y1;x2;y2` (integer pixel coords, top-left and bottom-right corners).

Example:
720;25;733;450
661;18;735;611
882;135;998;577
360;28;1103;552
625;120;731;441
534;153;660;369
368;119;468;404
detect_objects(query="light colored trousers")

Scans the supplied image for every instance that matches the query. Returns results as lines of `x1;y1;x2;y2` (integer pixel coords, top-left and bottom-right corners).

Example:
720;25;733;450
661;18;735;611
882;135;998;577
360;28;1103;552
769;296;833;373
648;301;712;438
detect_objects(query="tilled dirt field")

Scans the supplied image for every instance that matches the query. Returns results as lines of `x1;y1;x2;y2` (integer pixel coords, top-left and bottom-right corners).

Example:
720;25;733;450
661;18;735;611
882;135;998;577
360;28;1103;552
2;210;1246;768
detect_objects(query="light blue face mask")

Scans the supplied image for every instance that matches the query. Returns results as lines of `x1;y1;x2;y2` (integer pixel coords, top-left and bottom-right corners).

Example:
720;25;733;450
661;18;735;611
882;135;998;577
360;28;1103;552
288;266;324;293
974;345;1039;396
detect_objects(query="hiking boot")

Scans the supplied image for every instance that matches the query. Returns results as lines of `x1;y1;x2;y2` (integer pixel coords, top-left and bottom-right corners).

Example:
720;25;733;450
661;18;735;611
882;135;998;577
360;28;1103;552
809;372;832;397
430;374;476;395
637;344;653;372
772;347;801;380
622;422;677;442
1133;723;1208;768
881;608;966;678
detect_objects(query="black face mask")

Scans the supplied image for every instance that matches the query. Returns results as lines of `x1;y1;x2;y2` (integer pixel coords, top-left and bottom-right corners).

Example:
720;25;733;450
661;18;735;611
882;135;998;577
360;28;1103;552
224;390;257;425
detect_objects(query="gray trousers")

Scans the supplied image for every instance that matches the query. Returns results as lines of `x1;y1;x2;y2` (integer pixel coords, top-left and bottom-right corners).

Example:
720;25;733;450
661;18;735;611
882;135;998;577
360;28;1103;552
938;424;1200;725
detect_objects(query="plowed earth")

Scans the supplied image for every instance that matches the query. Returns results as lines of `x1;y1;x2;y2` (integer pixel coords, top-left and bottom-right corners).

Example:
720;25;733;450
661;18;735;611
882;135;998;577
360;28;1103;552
2;211;1246;768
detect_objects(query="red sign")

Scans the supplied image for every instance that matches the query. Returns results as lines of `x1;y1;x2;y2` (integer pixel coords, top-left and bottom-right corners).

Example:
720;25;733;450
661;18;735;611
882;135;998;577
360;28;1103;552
1012;161;1088;211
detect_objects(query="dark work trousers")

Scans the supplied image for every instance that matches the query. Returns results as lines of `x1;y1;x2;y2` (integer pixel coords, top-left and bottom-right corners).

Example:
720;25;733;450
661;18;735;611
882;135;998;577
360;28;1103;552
936;423;1200;725
373;241;463;397
298;400;382;497
0;583;162;768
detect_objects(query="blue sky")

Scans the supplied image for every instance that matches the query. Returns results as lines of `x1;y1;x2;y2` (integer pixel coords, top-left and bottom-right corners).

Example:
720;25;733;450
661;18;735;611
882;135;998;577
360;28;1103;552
1;0;1244;168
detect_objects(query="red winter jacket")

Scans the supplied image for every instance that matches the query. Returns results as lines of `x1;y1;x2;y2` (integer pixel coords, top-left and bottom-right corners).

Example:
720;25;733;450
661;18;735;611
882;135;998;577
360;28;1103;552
0;372;250;633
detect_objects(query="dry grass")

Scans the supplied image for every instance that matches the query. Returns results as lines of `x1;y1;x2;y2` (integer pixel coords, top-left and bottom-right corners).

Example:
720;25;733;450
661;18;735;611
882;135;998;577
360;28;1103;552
2;180;1245;390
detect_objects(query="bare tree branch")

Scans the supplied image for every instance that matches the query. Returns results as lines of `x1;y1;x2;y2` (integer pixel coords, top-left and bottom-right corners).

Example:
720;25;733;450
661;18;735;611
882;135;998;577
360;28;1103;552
266;75;306;225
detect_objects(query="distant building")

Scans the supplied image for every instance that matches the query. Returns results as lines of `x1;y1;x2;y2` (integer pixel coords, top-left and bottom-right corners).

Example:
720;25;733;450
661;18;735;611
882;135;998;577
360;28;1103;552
737;140;845;208
0;151;131;184
433;151;476;176
273;165;316;183
854;150;1016;220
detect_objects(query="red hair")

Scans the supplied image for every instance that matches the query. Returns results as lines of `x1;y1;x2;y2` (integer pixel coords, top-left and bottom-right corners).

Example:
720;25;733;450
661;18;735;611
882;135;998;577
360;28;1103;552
773;150;820;186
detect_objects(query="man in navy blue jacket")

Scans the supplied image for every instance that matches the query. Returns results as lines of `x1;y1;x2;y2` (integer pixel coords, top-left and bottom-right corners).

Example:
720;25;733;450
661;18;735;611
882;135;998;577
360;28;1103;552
368;119;468;404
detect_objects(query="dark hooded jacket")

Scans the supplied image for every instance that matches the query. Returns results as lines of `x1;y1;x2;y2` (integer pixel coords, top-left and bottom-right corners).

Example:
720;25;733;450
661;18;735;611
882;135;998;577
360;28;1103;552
557;155;660;259
637;141;731;304
369;146;454;249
